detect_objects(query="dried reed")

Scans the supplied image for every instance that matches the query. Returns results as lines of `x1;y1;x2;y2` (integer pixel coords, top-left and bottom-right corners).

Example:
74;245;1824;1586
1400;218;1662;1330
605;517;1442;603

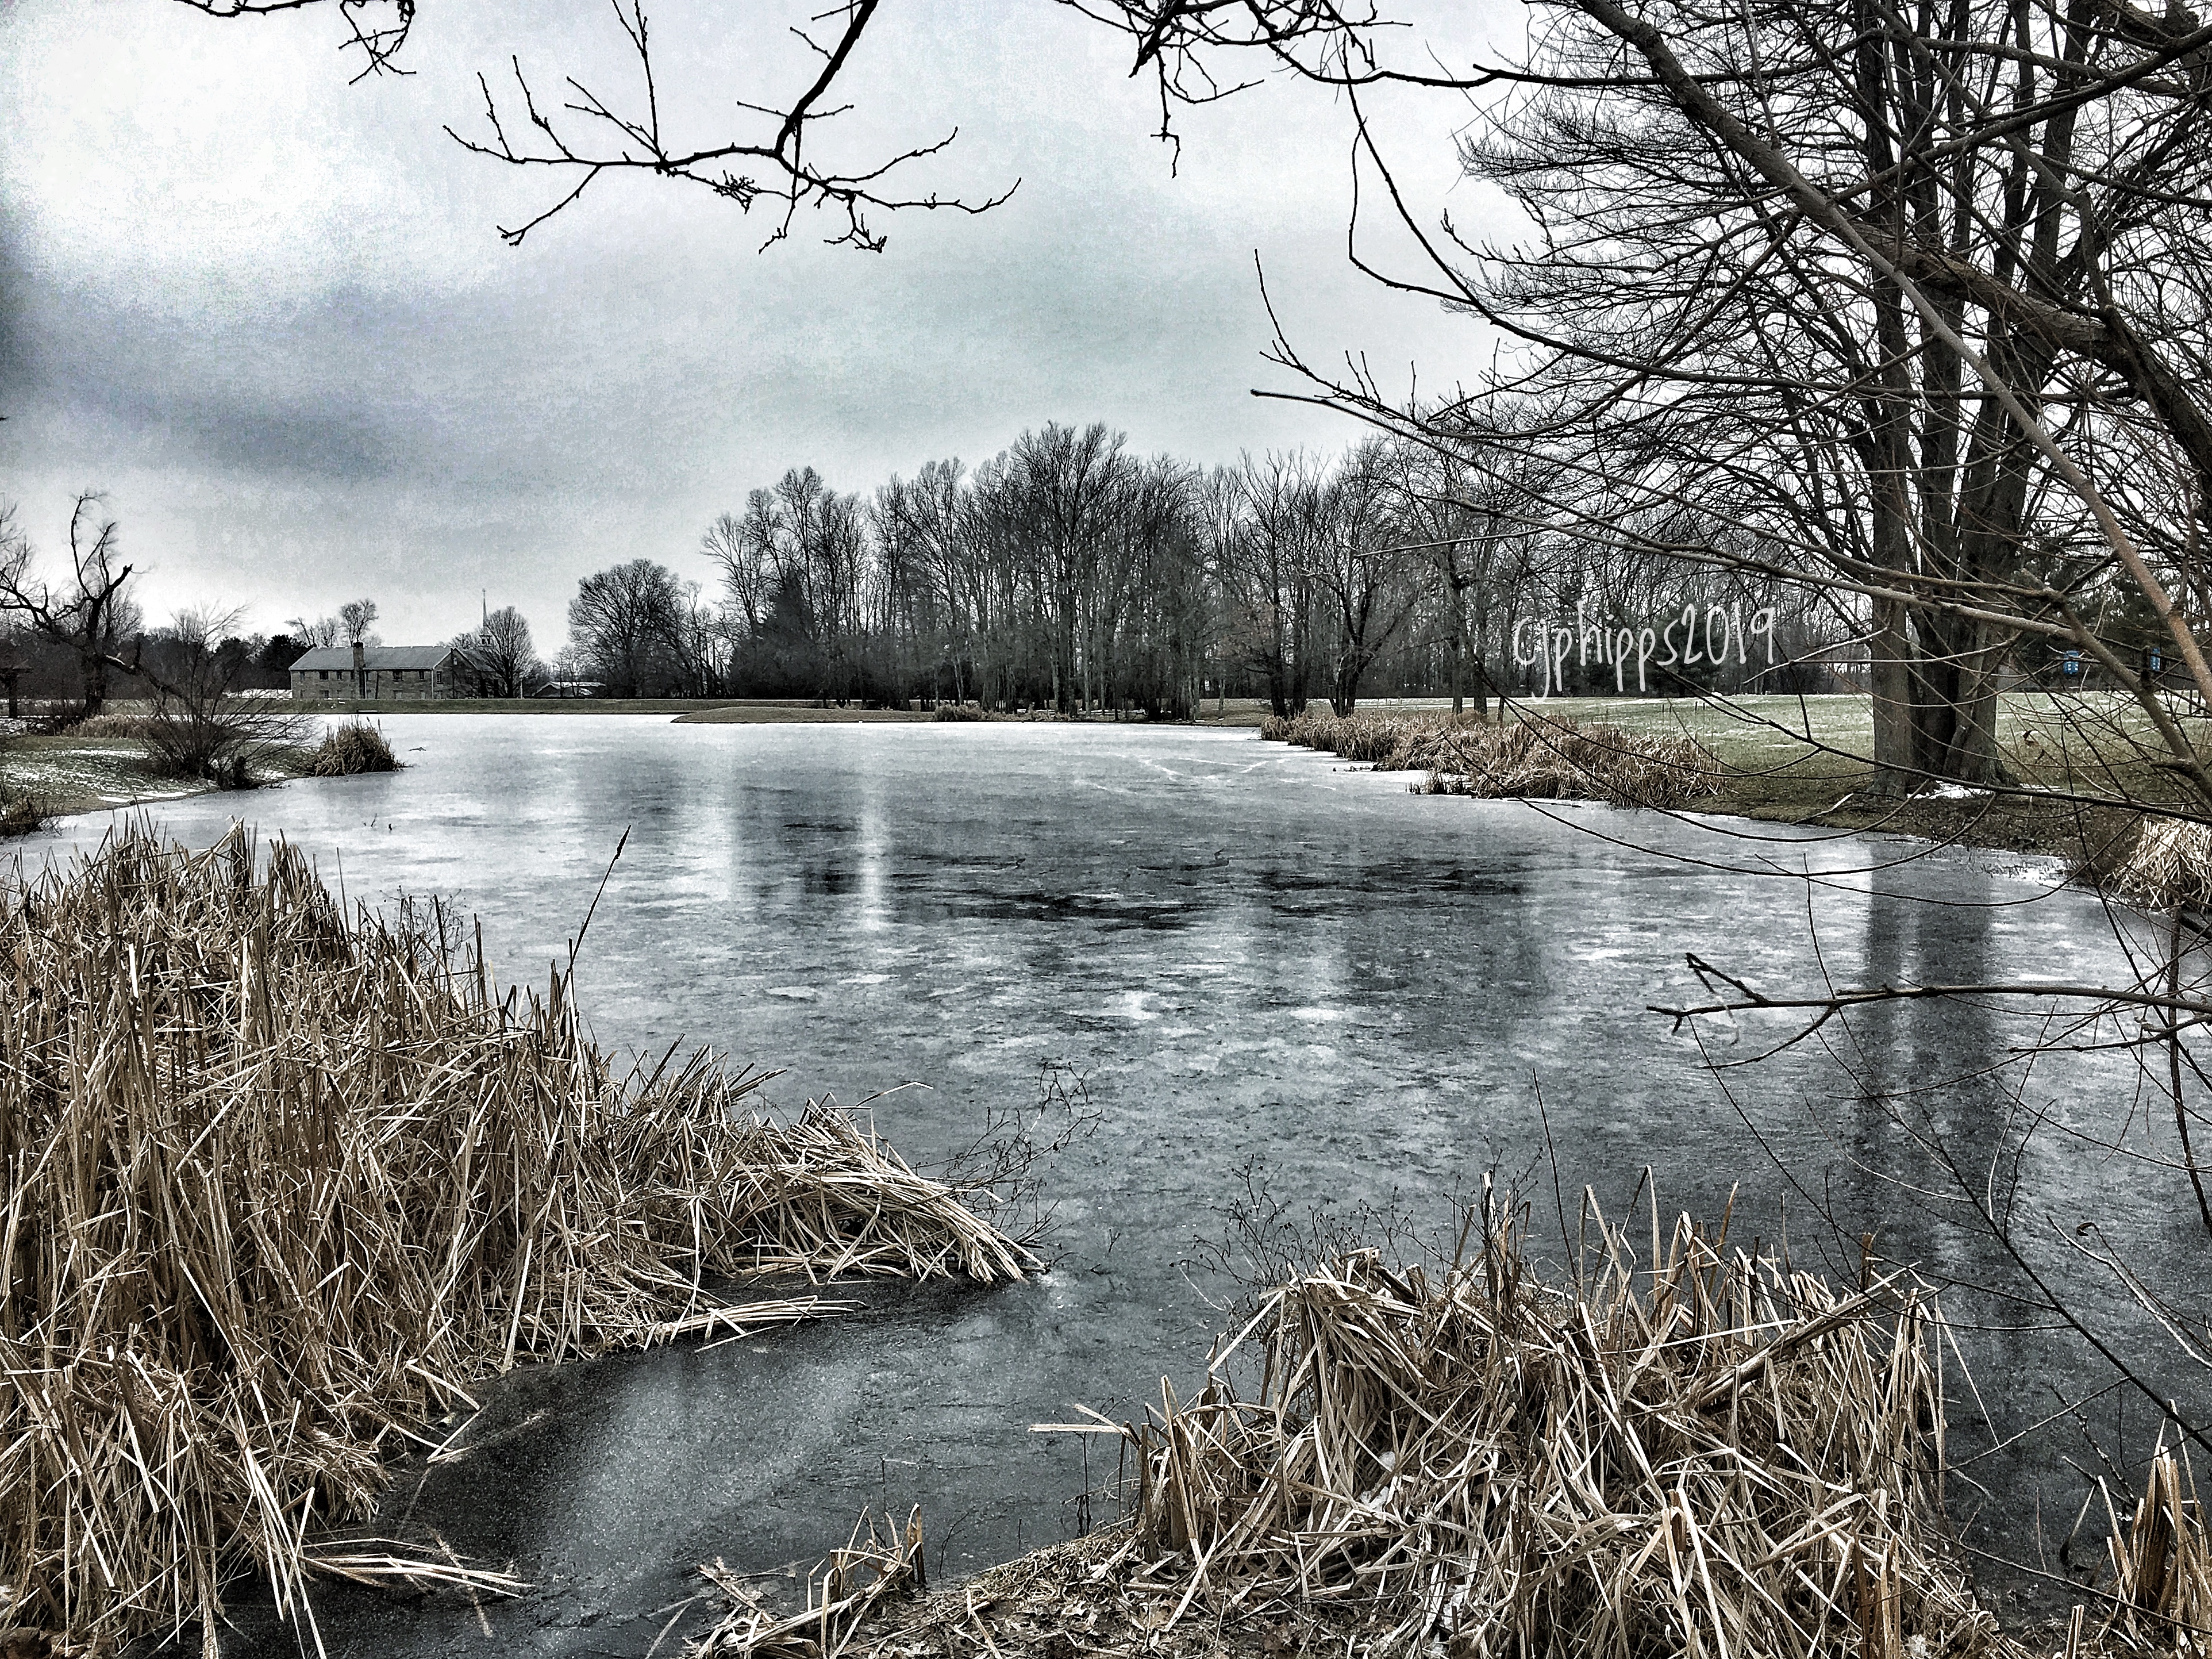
702;1207;2055;1659
1261;709;1718;809
1101;1208;1995;1657
2101;816;2212;911
0;824;1026;1654
694;1508;927;1657
306;720;399;775
61;712;164;740
2096;1438;2212;1653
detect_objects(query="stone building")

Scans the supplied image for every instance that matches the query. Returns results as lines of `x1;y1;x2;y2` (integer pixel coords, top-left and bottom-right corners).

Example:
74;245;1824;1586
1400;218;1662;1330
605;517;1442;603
289;643;457;701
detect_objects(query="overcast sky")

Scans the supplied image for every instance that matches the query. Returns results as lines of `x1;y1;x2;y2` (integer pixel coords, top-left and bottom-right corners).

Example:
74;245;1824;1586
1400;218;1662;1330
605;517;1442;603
2;0;1522;650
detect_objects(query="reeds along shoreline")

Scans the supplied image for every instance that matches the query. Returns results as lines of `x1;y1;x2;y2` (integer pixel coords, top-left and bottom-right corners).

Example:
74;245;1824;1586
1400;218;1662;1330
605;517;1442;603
1111;1215;1992;1658
0;824;1029;1654
1260;708;1719;809
695;1208;2212;1659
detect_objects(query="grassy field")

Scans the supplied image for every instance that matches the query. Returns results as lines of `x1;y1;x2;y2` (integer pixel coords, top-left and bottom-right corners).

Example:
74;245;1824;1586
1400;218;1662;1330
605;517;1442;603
1;732;217;821
1259;691;2211;859
672;702;933;724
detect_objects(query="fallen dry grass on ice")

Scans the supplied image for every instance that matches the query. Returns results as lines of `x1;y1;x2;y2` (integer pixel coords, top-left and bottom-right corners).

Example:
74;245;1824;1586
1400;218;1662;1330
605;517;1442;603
0;824;1027;1656
1261;709;1719;809
691;1208;2212;1659
2088;816;2212;911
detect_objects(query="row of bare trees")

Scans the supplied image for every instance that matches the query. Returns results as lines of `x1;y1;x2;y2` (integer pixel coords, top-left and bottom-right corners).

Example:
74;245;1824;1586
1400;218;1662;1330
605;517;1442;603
660;423;1834;715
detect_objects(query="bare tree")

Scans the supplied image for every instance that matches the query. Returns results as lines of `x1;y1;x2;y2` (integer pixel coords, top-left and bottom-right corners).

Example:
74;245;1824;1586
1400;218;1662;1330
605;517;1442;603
702;510;772;643
1215;453;1324;719
287;613;343;650
172;0;417;79
1378;424;1560;719
568;558;687;696
0;620;27;721
452;605;545;698
1307;443;1422;717
183;0;1015;249
0;494;144;719
338;598;379;645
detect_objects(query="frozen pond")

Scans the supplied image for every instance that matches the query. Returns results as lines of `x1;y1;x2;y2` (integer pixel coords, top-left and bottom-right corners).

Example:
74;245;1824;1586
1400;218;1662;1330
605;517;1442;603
25;716;2202;1655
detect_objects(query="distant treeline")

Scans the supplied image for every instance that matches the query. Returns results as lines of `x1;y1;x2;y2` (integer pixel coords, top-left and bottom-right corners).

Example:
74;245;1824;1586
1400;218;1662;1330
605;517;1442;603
0;626;299;717
562;423;1855;715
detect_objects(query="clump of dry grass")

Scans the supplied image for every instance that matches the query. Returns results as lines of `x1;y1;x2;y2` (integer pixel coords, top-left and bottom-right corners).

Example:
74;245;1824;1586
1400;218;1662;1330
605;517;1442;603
1101;1209;2001;1658
0;824;1026;1654
701;1207;2090;1659
1261;708;1718;808
1103;1216;1992;1657
2097;816;2212;911
307;719;399;775
63;711;163;739
2096;1439;2212;1654
0;792;43;839
933;703;990;723
1258;706;1451;761
1415;719;1719;809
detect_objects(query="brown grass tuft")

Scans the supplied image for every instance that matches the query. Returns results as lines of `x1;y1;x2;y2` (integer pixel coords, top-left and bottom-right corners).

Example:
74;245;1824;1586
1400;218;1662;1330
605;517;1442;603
307;720;400;775
0;824;1025;1652
2097;816;2212;911
62;712;164;739
1093;1213;1995;1658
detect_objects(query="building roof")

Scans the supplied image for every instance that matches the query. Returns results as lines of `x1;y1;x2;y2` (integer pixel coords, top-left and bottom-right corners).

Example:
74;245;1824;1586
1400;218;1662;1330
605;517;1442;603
290;645;456;673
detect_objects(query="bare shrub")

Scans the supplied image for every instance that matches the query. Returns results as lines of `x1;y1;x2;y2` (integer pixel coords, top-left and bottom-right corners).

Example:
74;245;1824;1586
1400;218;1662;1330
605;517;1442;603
0;825;1028;1649
141;700;309;787
932;702;989;722
0;727;43;838
0;794;43;837
139;608;311;787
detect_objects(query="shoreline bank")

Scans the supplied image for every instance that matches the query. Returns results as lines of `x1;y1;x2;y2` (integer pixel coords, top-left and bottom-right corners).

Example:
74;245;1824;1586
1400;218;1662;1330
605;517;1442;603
1259;694;2180;871
7;696;2163;875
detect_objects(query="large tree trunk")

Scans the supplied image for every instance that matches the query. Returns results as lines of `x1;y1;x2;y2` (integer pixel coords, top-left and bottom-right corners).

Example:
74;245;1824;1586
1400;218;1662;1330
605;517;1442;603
80;648;108;719
1447;581;1467;715
1472;597;1491;721
1331;646;1369;717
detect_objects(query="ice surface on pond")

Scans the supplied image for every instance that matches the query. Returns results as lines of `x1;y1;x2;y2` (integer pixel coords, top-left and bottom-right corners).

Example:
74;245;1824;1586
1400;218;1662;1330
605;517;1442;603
16;717;2178;1654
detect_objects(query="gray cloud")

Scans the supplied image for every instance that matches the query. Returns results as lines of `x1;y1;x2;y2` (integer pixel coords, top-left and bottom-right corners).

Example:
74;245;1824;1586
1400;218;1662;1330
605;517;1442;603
0;0;1515;646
